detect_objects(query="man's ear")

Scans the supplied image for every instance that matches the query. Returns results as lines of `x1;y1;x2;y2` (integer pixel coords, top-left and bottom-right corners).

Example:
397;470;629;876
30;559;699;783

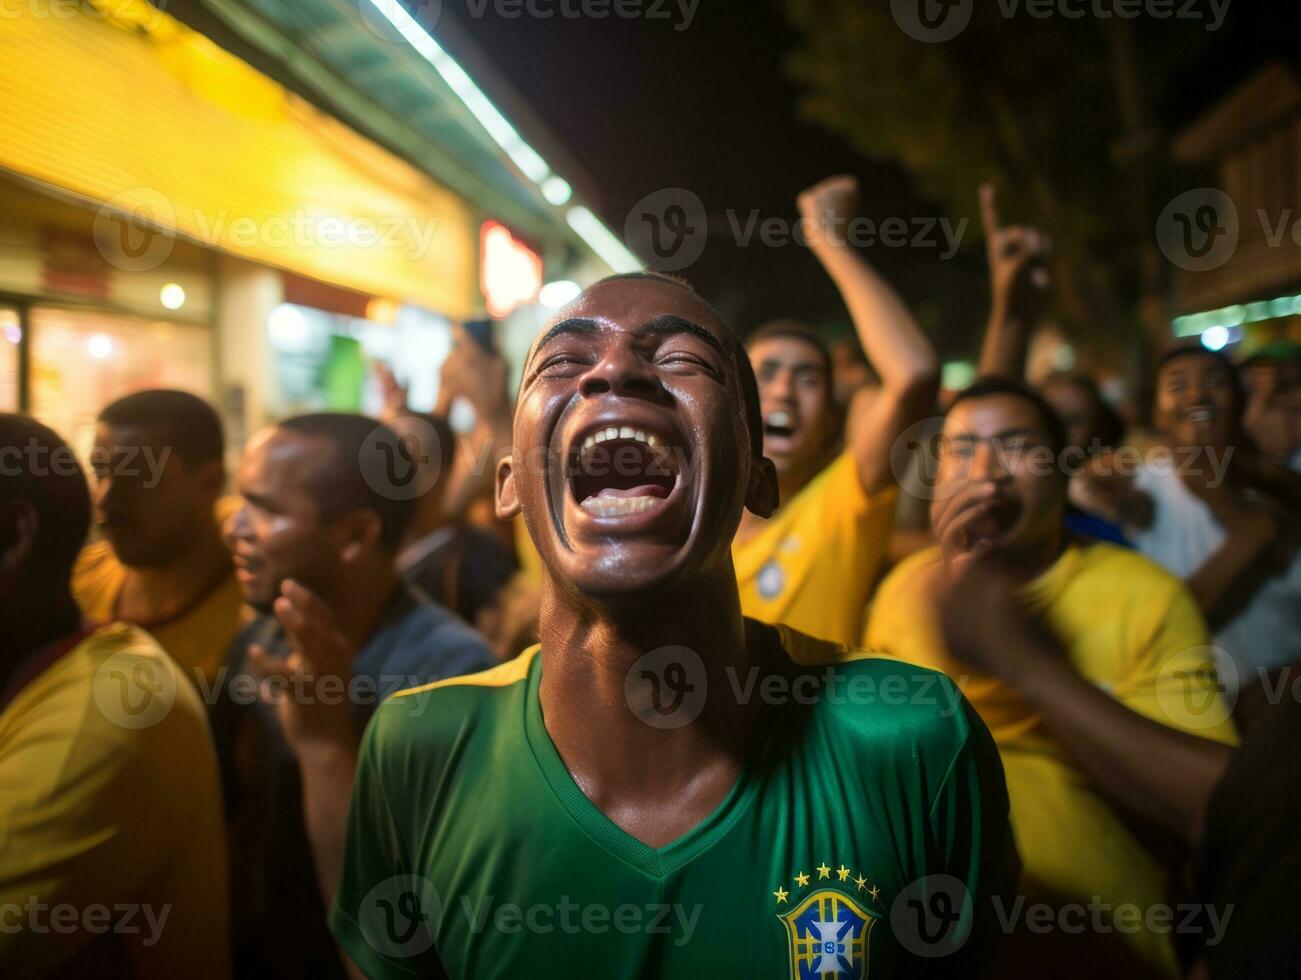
745;456;779;519
495;454;520;521
0;500;38;585
337;509;383;564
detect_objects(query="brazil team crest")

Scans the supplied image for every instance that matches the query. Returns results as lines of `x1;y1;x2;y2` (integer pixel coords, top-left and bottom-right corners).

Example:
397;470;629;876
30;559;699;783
780;889;875;978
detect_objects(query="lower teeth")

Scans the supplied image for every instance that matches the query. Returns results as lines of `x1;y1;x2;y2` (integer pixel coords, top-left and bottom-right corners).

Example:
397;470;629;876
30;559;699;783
580;495;659;517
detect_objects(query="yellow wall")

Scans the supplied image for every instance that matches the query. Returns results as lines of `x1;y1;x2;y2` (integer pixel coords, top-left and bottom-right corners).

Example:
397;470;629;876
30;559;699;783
0;0;479;318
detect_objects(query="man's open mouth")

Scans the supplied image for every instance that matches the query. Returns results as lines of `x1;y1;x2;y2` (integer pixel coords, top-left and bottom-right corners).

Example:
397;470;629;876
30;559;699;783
763;410;796;440
1185;404;1218;424
568;425;682;519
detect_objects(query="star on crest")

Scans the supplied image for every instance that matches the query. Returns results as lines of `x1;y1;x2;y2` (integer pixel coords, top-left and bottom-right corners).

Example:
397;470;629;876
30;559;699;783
773;887;789;904
837;865;851;881
816;862;831;879
794;871;810;887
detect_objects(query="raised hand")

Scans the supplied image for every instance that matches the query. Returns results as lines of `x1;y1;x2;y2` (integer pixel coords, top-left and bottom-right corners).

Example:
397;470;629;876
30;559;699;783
797;174;860;250
438;323;510;416
246;580;358;754
373;362;408;422
980;182;1053;325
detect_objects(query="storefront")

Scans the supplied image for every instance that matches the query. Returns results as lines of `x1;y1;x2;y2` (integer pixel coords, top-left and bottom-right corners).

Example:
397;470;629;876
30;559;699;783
0;0;628;450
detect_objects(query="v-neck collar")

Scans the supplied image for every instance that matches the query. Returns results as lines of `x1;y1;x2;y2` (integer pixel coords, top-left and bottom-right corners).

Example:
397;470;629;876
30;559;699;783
521;647;764;880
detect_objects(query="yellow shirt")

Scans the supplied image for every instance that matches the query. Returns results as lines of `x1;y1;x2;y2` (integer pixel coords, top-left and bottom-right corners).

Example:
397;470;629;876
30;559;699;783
0;624;230;978
73;498;249;686
865;542;1237;977
733;451;896;647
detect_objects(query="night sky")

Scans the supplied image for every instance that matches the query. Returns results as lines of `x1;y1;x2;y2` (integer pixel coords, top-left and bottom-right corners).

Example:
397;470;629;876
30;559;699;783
434;0;1298;359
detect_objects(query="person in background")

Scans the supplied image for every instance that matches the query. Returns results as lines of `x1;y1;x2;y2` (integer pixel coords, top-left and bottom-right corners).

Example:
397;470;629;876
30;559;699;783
1241;342;1301;470
735;175;939;645
212;412;493;980
376;338;524;651
1076;346;1301;731
330;272;1012;979
975;184;1131;547
74;389;248;687
866;378;1237;979
0;414;229;979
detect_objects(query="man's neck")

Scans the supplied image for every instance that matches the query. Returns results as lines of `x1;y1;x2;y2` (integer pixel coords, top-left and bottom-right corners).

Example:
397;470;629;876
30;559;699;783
119;525;232;624
316;564;402;651
536;573;761;827
2;593;84;696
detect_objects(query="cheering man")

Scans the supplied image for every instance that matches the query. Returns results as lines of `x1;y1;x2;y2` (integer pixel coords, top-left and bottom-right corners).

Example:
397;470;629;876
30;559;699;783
330;273;1011;978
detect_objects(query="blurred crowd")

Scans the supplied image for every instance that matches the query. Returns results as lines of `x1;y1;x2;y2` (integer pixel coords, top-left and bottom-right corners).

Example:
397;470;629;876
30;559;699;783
3;175;1300;979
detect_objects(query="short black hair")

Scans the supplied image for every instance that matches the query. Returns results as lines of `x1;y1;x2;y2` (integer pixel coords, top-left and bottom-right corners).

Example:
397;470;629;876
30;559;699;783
99;389;224;467
277;413;417;551
0;414;91;582
947;376;1069;461
588;271;765;458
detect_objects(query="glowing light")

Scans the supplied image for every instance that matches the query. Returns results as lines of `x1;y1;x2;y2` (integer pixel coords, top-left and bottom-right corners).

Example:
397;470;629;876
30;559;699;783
541;176;573;206
3;324;20;344
1173;293;1301;337
86;333;114;359
160;282;186;310
941;360;977;390
539;280;582;309
1201;325;1229;351
361;1;561;191
268;304;313;353
480;221;543;319
565;206;640;273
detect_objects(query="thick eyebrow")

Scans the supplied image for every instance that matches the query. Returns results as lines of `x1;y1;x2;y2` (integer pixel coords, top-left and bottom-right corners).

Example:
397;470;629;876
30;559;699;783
527;314;729;367
527;318;600;365
637;315;729;360
945;426;1044;444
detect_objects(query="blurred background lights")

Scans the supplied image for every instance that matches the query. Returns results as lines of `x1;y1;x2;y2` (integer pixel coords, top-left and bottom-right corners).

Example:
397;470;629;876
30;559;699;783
159;282;186;310
538;280;582;309
86;333;114;359
1201;325;1230;351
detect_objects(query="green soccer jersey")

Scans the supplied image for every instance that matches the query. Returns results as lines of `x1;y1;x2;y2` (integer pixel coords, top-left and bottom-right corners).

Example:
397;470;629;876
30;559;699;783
331;621;1011;979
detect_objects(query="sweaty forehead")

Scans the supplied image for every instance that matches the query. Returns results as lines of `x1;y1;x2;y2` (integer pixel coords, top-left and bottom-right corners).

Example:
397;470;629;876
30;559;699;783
530;278;731;358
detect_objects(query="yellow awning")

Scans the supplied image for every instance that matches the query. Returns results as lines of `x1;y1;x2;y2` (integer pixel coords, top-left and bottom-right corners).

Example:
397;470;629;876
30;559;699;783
0;0;479;318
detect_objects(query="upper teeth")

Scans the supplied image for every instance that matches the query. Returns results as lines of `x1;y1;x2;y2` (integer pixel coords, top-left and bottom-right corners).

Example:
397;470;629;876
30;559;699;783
579;426;660;454
766;411;792;428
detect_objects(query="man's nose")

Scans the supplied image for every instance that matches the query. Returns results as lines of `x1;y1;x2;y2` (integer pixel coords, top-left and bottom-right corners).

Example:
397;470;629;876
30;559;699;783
971;441;1011;482
578;342;662;400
